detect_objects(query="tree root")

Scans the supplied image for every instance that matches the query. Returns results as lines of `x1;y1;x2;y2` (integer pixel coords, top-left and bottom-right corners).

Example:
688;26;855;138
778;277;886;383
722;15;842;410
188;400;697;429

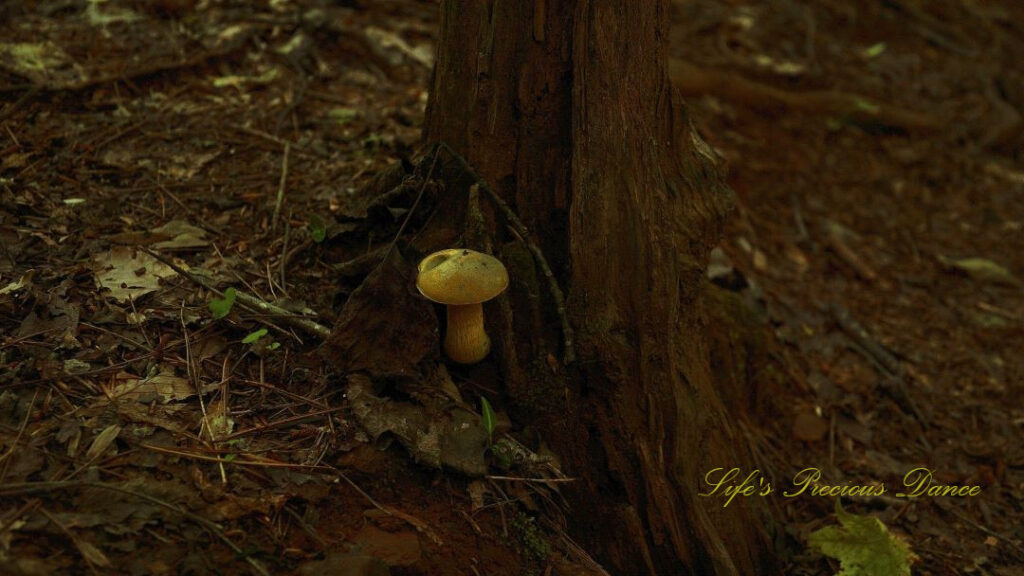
669;58;942;132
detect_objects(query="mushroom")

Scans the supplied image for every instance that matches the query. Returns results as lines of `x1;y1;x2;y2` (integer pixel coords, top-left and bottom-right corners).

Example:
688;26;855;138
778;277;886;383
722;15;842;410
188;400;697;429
416;248;508;364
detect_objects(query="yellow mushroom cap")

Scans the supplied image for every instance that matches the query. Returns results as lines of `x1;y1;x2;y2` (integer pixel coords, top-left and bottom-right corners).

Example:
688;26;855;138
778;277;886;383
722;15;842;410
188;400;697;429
416;249;508;305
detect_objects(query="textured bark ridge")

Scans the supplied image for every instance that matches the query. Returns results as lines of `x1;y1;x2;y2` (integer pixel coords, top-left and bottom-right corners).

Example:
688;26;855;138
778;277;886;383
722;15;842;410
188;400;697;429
425;1;776;574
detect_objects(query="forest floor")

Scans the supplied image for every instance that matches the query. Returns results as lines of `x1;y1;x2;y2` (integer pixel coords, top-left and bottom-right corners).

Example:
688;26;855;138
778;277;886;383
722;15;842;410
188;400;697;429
0;1;1022;575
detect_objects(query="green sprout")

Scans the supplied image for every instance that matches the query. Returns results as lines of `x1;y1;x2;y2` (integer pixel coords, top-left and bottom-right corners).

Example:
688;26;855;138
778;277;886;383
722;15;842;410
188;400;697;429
480;396;497;446
242;328;268;344
308;215;327;243
862;42;887;58
209;287;237;319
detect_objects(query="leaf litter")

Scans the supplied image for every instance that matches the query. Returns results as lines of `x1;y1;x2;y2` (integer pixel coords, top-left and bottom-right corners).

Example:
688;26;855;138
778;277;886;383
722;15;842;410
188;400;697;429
1;0;1022;574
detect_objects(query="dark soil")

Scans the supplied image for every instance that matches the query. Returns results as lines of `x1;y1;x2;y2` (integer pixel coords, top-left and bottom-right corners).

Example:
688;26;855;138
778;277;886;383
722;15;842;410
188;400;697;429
0;1;1021;575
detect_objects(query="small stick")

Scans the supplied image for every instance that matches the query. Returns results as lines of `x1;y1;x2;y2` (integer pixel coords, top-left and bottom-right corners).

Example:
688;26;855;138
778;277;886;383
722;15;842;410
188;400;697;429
0;84;41;123
231;124;328;158
485;475;577;484
792;194;810;245
181;303;227;485
830;303;932;450
464;183;491;253
283;505;328;550
139;444;332;470
140;247;330;340
220;406;347;441
0;498;39;537
824;220;879;283
40;507;110;571
937;500;1024;556
279;211;291;290
382;144;440;263
271;143;290;233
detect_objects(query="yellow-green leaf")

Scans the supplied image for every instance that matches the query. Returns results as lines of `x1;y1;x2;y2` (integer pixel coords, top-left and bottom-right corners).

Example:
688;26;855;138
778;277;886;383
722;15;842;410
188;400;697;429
808;500;916;576
480;396;496;444
209;287;237;319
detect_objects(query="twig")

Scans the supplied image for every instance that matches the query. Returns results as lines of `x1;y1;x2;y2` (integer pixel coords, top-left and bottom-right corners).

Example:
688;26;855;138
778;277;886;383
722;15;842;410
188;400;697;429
936;500;1024;556
181;303;227;485
279;210;291;290
40;507;108;573
0;481;271;576
282;238;313;272
140;247;331;340
830;303;932;451
271;143;290;233
823;220;881;284
221;406;347;441
464;183;492;253
229;124;328;158
792;194;810;245
485;475;577;484
0;498;39;537
382;144;440;263
283;505;328;550
139;444;332;470
0;84;42;122
437;142;577;365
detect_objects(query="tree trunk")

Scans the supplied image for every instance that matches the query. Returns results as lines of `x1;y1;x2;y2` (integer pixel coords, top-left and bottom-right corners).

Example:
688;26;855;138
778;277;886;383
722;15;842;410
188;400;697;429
424;1;776;574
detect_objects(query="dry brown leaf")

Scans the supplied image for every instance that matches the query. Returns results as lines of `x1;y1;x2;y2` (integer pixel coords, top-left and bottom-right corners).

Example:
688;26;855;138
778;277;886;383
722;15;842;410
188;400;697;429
85;425;122;461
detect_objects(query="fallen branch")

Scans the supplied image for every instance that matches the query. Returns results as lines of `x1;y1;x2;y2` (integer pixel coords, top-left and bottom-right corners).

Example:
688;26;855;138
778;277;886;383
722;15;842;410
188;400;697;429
140;247;331;340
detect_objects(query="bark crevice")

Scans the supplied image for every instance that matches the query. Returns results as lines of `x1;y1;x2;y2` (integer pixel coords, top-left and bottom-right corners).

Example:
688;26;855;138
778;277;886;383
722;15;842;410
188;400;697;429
424;1;777;573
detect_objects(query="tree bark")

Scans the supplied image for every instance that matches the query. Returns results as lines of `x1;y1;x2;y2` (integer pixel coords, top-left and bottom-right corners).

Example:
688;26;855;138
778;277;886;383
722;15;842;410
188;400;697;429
424;1;776;574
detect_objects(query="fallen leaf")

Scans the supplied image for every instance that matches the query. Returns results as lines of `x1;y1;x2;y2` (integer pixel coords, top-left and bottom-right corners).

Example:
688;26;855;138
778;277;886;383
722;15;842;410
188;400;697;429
108;371;211;404
937;255;1021;287
0;269;36;295
72;537;112;568
92;247;176;304
151;220;209;250
85;425;122;460
319;249;438;378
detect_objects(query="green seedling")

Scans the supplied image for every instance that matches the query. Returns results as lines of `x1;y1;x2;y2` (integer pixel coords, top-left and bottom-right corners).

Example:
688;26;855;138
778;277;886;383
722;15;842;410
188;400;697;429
328;107;359;124
480;396;497;446
209;287;237;319
308;215;327;243
242;328;280;352
862;42;887;58
510;512;551;575
852;98;880;115
242;328;268;344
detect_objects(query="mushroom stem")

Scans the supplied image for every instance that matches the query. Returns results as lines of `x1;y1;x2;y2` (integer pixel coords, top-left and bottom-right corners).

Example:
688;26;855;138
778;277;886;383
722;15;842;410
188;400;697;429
444;303;490;364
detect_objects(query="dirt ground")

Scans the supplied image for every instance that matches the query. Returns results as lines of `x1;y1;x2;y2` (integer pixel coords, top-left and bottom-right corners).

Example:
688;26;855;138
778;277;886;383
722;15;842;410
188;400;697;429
0;1;1022;575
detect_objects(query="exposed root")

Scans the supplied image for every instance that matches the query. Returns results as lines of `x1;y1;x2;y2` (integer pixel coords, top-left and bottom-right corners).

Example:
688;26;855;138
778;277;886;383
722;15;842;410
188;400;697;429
670;58;942;132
